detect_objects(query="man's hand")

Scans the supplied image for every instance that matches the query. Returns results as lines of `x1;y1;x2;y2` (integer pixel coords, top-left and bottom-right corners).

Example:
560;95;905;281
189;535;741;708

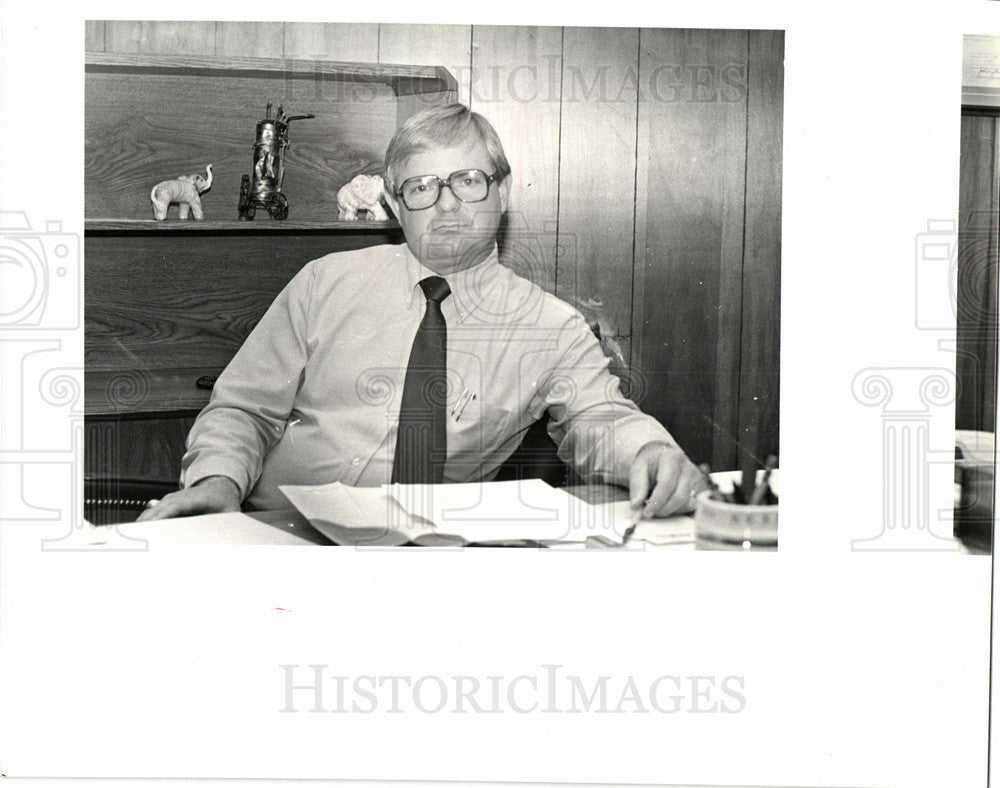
135;475;241;521
628;442;707;518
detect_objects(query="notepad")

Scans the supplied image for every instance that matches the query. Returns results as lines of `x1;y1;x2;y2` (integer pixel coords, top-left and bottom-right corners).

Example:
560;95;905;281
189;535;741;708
279;479;632;547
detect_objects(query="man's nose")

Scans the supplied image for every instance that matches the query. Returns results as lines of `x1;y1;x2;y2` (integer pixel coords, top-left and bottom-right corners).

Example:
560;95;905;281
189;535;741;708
435;183;460;212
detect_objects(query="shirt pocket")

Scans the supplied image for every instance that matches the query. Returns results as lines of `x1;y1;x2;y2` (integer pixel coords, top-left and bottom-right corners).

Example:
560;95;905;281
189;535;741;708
450;396;518;458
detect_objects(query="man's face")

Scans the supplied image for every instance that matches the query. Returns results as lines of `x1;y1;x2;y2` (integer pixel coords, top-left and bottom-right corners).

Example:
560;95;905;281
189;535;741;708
384;138;510;275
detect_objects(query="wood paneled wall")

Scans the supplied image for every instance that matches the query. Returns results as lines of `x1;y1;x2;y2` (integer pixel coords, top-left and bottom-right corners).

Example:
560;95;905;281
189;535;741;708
85;69;401;222
957;111;1000;433
85;21;782;470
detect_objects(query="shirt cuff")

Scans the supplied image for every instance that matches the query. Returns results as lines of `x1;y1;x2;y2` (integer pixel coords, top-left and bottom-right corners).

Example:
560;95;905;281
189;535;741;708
560;413;678;487
180;456;253;501
609;418;679;485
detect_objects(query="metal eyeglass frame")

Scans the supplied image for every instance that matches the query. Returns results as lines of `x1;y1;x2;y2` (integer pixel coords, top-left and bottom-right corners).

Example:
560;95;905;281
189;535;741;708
395;169;500;211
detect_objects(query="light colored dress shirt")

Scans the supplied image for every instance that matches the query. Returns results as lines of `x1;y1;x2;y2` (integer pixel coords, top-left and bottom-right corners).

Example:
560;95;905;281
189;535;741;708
181;243;676;510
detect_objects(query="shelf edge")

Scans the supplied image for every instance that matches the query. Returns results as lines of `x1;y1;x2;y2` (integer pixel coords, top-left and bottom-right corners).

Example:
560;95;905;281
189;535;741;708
85;52;457;96
85;219;402;233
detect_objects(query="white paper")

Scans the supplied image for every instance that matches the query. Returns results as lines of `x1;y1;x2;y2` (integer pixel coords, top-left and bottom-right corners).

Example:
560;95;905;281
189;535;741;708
388;479;631;544
281;479;632;546
963;34;1000;88
710;469;780;496
613;500;697;546
280;481;441;546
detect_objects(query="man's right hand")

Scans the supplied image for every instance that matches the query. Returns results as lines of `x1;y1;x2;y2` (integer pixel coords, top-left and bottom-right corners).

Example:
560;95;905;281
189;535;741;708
135;475;241;521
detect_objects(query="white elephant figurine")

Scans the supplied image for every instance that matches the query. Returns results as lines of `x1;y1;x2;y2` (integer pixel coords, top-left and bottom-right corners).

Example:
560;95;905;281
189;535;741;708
337;174;389;221
150;164;213;220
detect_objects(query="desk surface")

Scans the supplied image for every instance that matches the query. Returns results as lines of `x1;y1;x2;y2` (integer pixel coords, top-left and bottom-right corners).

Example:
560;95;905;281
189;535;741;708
87;481;986;553
93;485;746;550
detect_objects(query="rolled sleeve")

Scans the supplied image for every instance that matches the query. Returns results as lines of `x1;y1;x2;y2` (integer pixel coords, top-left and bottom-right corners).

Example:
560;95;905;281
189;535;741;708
541;312;676;486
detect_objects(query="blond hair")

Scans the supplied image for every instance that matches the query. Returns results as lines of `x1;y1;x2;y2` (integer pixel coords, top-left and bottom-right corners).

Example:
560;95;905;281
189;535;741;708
384;104;512;192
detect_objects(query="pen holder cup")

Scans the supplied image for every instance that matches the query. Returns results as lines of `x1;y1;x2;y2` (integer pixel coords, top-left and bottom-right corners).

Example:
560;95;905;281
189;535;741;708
694;490;778;548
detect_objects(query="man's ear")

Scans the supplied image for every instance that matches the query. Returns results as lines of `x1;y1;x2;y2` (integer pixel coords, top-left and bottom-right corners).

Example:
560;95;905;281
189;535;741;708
382;185;400;219
498;176;511;212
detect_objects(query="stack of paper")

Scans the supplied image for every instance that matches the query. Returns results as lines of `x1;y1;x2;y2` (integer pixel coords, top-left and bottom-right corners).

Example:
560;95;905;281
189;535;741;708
279;479;633;547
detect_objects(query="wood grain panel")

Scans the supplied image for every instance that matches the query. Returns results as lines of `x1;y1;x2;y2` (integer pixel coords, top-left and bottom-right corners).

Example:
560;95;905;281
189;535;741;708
471;25;563;294
394;90;461;133
86;219;400;233
737;30;783;467
86;52;457;91
85;415;196;484
378;23;472;105
84;230;403;382
633;28;749;467
283;22;379;62
87;368;216;416
105;21;216;55
85;20;105;52
556;27;639;349
216;21;284;59
957;112;1000;432
85;69;397;222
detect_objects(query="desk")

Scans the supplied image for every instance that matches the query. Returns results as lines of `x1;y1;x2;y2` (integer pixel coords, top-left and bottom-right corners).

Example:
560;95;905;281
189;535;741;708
93;485;778;551
89;481;986;553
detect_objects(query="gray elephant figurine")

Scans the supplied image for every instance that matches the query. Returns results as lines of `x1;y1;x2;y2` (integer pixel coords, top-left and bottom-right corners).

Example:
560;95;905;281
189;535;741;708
150;164;214;220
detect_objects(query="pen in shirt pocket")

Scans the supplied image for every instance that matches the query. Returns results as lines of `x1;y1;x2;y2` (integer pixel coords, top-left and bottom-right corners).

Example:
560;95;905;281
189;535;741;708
451;388;476;422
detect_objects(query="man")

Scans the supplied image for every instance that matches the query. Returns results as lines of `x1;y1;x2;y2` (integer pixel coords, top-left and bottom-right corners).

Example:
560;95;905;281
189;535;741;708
139;104;705;523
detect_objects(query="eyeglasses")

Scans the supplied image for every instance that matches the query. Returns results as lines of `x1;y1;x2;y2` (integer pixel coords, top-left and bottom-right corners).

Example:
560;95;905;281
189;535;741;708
395;169;499;211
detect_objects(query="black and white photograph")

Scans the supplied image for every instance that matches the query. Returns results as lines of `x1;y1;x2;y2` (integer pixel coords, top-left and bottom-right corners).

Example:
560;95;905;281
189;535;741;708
953;33;1000;555
0;3;997;787
80;21;782;552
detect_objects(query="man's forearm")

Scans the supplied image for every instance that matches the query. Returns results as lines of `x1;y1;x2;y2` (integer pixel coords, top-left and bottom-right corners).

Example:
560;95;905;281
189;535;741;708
180;405;275;498
193;474;241;499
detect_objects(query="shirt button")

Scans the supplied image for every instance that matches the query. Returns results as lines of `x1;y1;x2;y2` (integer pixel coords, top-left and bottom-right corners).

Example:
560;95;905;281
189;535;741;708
351;457;360;466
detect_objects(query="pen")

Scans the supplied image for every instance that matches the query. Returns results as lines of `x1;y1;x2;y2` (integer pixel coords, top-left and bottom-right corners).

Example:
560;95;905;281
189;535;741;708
739;466;756;506
622;500;651;544
452;390;476;421
698;463;724;501
450;388;469;417
628;503;647;528
749;455;778;505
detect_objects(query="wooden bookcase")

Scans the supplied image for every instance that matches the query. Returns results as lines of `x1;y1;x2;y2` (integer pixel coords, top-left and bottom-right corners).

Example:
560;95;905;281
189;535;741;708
84;52;457;517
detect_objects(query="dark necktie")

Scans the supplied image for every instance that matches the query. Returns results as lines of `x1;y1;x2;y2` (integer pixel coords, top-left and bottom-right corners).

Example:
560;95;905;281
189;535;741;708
391;276;451;484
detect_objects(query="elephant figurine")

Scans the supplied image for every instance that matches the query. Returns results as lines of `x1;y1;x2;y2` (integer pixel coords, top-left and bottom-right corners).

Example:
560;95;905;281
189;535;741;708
150;164;214;220
337;174;389;221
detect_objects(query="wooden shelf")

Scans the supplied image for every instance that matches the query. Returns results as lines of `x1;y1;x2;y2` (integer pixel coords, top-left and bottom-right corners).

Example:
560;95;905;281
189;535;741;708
85;51;456;224
86;367;218;417
85;48;443;420
86;218;400;234
86;52;457;96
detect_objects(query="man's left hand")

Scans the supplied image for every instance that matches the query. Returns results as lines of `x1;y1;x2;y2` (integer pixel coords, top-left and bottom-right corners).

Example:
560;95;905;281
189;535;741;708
628;442;708;518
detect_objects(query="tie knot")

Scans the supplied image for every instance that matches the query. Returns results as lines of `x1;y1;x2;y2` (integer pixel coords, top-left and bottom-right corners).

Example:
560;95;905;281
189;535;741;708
419;276;451;304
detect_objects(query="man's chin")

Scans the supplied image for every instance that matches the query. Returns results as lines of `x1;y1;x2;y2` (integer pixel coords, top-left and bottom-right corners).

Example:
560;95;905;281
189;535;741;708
417;237;494;273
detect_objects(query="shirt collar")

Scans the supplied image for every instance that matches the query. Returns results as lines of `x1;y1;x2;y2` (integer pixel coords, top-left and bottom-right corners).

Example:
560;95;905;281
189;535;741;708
400;244;503;320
